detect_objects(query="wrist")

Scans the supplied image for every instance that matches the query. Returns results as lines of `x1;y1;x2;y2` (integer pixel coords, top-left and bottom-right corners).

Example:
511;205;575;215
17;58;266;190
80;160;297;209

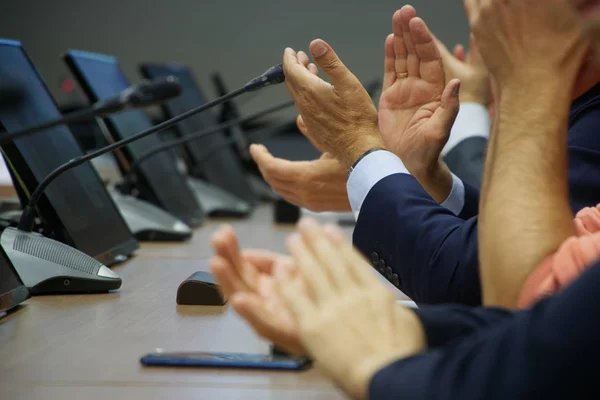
499;80;572;132
459;90;490;105
343;133;386;170
500;70;568;99
412;161;453;204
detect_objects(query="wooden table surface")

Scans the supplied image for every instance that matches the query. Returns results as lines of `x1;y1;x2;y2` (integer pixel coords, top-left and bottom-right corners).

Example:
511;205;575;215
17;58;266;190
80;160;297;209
1;204;369;400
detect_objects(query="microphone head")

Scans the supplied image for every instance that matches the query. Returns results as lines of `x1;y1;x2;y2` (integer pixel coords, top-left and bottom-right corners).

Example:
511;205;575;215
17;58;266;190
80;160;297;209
125;76;182;108
244;63;285;92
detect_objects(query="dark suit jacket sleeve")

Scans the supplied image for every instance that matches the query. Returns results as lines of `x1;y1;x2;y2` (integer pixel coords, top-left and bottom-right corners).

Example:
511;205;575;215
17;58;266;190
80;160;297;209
369;262;600;400
459;180;480;220
413;305;511;348
353;173;482;305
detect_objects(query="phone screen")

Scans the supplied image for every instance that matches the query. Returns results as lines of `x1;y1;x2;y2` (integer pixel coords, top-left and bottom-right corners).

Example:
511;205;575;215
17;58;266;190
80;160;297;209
140;351;312;371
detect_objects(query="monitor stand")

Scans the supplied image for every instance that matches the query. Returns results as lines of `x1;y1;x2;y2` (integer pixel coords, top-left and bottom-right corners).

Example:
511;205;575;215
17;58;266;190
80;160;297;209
108;188;192;242
246;174;278;201
186;177;252;217
0;227;122;294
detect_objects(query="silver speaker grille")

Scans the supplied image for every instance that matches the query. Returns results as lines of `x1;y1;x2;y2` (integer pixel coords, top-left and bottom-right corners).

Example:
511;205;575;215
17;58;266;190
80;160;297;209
14;235;99;275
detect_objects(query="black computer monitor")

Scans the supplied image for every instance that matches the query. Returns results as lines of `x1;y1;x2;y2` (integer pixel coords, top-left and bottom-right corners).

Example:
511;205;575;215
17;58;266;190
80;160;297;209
63;51;204;227
0;244;29;313
0;40;138;266
139;64;258;205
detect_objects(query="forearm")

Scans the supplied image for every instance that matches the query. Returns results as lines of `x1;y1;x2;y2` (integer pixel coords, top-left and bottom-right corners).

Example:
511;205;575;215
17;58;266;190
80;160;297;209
479;81;574;307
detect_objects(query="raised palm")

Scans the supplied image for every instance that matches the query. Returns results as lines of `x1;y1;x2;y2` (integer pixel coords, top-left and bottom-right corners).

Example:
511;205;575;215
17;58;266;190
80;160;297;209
210;227;306;354
378;7;459;177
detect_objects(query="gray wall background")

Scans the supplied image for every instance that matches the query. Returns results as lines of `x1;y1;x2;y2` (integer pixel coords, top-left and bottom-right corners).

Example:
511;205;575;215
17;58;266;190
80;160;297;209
0;0;468;119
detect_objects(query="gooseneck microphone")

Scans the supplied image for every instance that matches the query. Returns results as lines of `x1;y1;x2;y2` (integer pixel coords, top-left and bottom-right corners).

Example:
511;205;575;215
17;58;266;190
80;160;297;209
0;76;182;143
16;63;286;233
124;99;295;182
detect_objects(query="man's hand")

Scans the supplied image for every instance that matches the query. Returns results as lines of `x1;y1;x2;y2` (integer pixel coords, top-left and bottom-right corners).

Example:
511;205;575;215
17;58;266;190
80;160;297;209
282;40;384;169
436;0;489;106
278;219;425;399
250;114;350;212
378;6;461;203
250;144;350;212
472;0;588;93
210;226;306;354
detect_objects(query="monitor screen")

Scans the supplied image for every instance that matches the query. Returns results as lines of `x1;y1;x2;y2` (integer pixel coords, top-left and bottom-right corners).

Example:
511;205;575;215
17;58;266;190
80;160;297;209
140;64;258;205
64;51;203;226
0;244;28;312
0;40;137;265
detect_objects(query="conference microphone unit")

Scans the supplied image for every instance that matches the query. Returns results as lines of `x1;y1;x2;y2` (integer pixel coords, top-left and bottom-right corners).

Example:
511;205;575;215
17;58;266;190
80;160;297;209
122;99;296;185
0;76;182;144
0;77;184;294
2;63;284;294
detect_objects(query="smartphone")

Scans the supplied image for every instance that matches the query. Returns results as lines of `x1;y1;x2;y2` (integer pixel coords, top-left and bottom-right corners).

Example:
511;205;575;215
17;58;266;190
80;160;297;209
140;350;312;371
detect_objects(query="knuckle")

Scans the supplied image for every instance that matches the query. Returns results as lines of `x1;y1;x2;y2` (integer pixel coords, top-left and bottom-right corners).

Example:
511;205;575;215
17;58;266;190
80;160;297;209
321;57;342;72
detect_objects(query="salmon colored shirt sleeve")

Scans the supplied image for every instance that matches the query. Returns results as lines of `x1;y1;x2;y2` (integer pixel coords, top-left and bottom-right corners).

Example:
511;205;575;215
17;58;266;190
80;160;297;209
518;204;600;309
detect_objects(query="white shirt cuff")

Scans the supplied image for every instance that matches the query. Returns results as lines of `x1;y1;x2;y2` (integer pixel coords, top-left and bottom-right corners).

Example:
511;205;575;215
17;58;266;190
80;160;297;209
347;150;409;219
347;151;466;220
441;173;465;216
441;102;490;156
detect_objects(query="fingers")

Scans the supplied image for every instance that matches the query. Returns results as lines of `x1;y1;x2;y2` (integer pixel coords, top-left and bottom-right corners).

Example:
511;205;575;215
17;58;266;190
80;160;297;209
250;144;302;184
323;222;382;288
275;267;315;325
210;255;245;298
409;17;445;85
463;0;481;23
429;79;461;143
298;51;310;68
453;44;466;62
241;249;281;274
296;115;309;136
298;50;319;76
287;232;332;303
391;11;408;79
383;34;396;90
399;5;420;77
308;39;358;90
297;218;353;290
211;225;258;293
231;292;291;345
211;225;241;268
283;47;323;93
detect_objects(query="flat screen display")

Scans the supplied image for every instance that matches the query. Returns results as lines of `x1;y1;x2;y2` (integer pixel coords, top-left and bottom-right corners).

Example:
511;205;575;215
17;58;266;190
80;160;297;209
0;40;137;264
140;64;257;205
64;51;203;226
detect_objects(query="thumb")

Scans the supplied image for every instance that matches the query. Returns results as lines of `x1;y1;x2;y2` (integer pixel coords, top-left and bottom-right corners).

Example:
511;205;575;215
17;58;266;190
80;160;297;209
249;143;273;166
430;79;461;143
309;39;357;90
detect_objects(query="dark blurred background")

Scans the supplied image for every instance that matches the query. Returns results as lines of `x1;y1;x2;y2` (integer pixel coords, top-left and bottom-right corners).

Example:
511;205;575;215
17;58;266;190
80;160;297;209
0;0;468;121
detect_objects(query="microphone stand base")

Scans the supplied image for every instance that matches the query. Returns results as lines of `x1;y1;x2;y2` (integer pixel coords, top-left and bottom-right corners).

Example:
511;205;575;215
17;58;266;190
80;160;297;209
1;227;122;295
186;177;252;218
109;187;192;242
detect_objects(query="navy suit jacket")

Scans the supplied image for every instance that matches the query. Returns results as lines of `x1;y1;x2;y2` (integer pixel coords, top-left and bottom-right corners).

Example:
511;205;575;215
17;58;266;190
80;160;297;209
353;83;600;305
369;260;600;400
